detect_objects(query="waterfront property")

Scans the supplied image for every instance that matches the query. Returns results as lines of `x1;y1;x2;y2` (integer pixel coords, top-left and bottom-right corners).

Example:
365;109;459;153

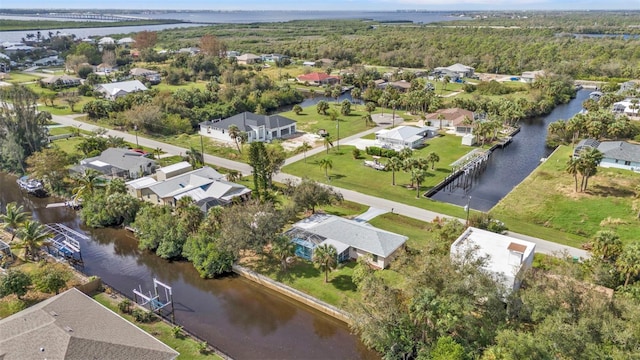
198;111;297;143
425;108;475;135
72;147;156;180
296;72;341;86
0;288;179;360
374;125;436;150
520;70;546;83
451;227;535;293
126;165;251;211
95;80;148;100
379;80;412;92
433;63;474;80
286;213;407;269
612;98;639;117
574;139;640;171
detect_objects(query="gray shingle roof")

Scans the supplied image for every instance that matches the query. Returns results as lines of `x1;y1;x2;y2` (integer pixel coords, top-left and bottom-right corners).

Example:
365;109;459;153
293;214;407;257
96;80;148;96
147;166;224;198
199;111;296;132
597;141;640;162
81;148;156;175
0;288;178;360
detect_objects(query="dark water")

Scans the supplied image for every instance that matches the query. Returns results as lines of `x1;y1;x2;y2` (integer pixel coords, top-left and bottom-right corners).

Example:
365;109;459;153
431;89;590;211
0;173;377;359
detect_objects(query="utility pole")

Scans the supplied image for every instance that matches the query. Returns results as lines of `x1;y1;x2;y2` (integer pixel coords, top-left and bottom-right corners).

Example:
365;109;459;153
464;196;472;226
200;134;205;167
134;125;139;148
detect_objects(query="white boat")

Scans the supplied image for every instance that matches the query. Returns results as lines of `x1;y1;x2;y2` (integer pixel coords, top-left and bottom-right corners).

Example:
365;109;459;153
16;176;45;194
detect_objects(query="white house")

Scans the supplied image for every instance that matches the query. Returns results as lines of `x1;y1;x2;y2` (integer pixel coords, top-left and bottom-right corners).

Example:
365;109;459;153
521;70;546;83
612;99;639;117
98;37;115;45
434;63;475;79
236;53;261;65
375;125;436;150
126;166;251;211
574;139;640;171
96;80;148;100
199;111;297;143
451;227;536;293
117;37;135;46
287;213;407;269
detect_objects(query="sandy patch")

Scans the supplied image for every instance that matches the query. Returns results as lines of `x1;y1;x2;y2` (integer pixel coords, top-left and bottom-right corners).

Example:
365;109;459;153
281;132;322;151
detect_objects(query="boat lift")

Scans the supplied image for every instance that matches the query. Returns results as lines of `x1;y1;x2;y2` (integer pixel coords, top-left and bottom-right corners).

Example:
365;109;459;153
133;278;175;323
43;223;85;265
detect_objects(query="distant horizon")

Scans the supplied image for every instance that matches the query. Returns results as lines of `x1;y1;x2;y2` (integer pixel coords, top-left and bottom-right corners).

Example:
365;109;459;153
1;0;639;11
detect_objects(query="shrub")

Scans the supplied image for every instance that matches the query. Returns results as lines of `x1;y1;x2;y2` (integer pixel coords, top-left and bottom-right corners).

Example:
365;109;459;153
171;325;183;338
365;146;398;158
117;299;132;314
197;341;208;354
131;308;155;323
352;148;362;159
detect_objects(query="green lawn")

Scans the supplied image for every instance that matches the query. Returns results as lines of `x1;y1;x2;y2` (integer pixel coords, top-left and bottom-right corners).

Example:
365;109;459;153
283;135;475;218
246;201;438;307
93;293;221;359
491;145;640;247
5;72;41;84
152;81;208;92
279;103;377;139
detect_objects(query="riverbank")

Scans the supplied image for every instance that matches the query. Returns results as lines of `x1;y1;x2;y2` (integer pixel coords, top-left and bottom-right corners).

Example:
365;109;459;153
492;145;640;247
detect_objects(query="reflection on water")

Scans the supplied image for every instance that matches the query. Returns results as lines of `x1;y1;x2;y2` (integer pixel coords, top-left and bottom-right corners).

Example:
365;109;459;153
0;172;378;359
431;89;590;211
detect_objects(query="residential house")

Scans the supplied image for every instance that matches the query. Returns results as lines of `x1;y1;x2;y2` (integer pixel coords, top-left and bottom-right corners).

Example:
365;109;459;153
98;37;115;45
129;67;161;84
40;75;81;88
96;63;114;73
296;72;341;86
261;53;290;63
117;37;135;46
521;70;546;83
425;108;475;135
236;53;261;65
375;125;436;149
618;81;637;94
0;288;179;360
178;47;200;55
96;80;148;100
226;50;240;58
380;80;412;93
589;91;603;101
126;166;251;211
34;55;64;66
434;63;475;79
612;99;640;117
451;227;536;293
72;147;156;179
155;161;193;181
3;45;34;54
574;139;640;171
199;111;297;143
317;58;334;66
302;61;317;67
287;213;408;269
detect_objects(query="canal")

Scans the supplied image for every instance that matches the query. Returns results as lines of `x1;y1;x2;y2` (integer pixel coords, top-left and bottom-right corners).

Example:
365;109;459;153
0;173;377;359
431;89;590;211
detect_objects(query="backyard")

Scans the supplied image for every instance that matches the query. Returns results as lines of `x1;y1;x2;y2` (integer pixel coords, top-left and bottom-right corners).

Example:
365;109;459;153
491;145;640;247
282;134;474;217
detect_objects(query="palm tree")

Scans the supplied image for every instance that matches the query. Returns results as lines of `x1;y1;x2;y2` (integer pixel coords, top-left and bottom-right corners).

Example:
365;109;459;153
228;125;243;153
389;99;398;127
566;156;580;193
72;169;104;202
616;243;640;286
272;235;296;271
411;168;427;198
426;152;440;170
226;170;241;183
313;243;337;283
0;202;30;242
17;220;52;261
577;148;603;192
591;230;622;262
386;156;403;186
437;113;445;130
186;146;204;168
299;141;312;163
154;147;163;160
323;135;334;154
318;158;333;180
441;75;450;94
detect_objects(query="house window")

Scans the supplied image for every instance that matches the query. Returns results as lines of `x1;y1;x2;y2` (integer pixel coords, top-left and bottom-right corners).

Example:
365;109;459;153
372;254;378;262
625;161;631;166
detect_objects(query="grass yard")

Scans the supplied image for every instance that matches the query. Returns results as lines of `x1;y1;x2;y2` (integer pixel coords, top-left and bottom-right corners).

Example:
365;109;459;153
159;133;248;162
278;103;375;140
5;72;41;84
152;81;208;92
282;135;476;217
244;201;438;307
491;145;640;247
93;293;221;359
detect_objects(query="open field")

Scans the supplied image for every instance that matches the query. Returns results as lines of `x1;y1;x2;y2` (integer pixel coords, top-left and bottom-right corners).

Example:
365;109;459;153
491;145;640;247
282;136;473;217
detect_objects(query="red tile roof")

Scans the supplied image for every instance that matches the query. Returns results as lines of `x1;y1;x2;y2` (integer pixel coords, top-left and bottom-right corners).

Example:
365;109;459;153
425;108;474;126
297;72;340;82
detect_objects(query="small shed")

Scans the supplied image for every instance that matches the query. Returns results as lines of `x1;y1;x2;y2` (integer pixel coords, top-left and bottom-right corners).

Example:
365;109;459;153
462;133;476;146
156;161;193;181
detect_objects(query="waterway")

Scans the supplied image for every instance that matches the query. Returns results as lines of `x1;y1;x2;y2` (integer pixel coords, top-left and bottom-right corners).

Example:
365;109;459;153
431;89;590;211
0;173;377;359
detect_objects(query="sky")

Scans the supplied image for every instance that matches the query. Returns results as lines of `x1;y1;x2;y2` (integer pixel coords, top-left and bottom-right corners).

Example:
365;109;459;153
4;0;639;11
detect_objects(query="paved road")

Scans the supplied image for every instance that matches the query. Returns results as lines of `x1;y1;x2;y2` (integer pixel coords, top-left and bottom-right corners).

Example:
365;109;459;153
50;113;589;259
